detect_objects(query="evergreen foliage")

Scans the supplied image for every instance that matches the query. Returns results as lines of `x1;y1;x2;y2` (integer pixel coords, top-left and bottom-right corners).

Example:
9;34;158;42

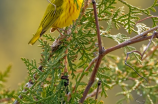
1;0;158;104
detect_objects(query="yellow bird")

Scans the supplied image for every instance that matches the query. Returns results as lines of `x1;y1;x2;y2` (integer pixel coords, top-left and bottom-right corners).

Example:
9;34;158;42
28;0;83;45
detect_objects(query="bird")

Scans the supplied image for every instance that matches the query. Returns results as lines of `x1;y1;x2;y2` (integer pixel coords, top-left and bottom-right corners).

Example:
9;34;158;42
28;0;83;45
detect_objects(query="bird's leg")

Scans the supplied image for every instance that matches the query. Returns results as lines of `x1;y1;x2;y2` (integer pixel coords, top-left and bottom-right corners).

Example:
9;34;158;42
50;28;56;33
50;28;64;36
57;28;64;36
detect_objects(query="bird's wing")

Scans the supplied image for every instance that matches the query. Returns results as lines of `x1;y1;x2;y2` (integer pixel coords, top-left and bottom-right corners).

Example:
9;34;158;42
39;0;64;36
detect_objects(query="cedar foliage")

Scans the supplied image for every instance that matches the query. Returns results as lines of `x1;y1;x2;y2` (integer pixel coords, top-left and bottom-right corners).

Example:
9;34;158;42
1;0;158;104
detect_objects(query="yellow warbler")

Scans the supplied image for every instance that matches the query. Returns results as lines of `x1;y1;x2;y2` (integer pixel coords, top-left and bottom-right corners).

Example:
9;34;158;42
28;0;83;45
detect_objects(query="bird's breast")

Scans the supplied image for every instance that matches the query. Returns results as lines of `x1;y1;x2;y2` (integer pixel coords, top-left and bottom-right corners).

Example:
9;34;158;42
52;0;82;28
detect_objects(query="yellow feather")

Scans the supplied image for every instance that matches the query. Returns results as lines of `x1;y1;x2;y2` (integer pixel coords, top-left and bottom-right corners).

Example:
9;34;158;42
28;0;83;45
28;26;42;45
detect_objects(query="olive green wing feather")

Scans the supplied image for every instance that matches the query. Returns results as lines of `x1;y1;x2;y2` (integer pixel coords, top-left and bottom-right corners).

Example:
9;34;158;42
28;0;63;45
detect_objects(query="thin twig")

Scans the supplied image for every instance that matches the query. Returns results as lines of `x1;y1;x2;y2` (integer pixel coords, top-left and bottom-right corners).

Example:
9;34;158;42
136;16;158;24
141;32;156;59
142;45;158;60
125;51;148;82
95;81;101;100
86;88;102;100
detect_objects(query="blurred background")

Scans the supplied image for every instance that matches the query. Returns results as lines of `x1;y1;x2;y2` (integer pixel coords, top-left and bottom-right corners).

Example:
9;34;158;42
0;0;157;103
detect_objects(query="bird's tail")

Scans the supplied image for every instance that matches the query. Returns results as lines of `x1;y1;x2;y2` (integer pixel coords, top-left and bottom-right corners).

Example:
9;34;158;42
28;27;43;45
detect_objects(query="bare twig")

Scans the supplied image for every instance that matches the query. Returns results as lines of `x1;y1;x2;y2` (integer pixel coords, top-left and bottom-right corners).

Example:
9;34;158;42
141;32;156;58
95;81;101;100
125;51;148;82
142;45;158;60
136;16;158;24
86;88;102;100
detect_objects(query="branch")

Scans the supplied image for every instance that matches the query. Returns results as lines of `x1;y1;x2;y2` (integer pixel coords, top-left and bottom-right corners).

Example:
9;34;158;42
129;26;158;41
103;32;158;56
80;0;104;103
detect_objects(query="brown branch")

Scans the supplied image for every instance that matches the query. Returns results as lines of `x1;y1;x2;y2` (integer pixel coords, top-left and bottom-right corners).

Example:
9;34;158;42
80;0;104;103
136;16;158;24
80;55;103;103
103;33;158;56
92;0;102;53
129;26;158;41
